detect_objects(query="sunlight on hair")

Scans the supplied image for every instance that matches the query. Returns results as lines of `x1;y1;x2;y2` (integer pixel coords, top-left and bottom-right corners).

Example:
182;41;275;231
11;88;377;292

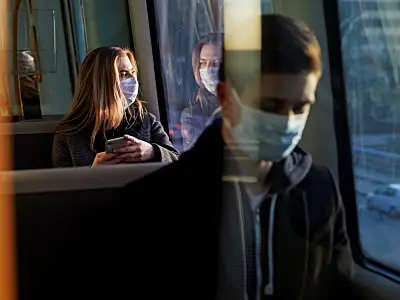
224;0;261;51
57;47;144;150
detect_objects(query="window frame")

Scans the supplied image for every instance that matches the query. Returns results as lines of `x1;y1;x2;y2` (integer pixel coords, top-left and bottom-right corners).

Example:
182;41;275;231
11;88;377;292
60;0;80;95
144;0;170;136
323;0;400;283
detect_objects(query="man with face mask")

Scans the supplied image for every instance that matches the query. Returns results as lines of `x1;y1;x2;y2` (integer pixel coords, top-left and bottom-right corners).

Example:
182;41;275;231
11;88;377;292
121;14;359;300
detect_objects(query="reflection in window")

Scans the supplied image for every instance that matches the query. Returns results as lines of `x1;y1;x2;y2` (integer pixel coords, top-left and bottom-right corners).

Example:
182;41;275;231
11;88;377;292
8;1;74;121
153;0;224;152
17;51;42;120
180;33;223;151
338;0;400;271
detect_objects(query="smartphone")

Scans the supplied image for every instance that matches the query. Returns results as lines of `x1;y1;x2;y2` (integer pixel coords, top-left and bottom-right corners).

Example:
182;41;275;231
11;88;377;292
105;137;129;154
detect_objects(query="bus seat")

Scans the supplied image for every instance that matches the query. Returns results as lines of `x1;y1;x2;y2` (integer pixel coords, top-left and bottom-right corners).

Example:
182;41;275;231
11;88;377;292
7;163;166;300
0;120;59;170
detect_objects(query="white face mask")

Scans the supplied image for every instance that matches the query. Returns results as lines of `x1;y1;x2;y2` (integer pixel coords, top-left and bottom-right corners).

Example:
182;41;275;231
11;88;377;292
199;67;219;95
120;76;139;109
226;89;309;162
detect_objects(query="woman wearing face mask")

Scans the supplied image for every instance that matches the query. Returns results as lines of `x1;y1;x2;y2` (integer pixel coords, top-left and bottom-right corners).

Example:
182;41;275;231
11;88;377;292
180;33;223;151
52;46;179;167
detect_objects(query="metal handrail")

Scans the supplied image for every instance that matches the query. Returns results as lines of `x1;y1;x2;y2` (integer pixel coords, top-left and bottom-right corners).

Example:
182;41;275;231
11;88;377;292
12;0;42;121
12;0;23;120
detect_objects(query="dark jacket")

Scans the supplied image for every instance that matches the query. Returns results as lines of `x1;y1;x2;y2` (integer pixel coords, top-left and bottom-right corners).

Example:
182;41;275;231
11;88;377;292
52;112;179;167
180;88;219;150
22;94;42;120
122;118;359;300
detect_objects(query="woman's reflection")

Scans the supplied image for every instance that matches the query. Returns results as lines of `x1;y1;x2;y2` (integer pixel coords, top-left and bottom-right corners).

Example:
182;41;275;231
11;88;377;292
180;33;223;150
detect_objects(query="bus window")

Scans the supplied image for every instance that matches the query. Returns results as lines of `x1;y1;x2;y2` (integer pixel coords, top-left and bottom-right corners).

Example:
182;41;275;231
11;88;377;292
152;0;274;152
4;0;76;122
338;0;400;271
152;0;224;152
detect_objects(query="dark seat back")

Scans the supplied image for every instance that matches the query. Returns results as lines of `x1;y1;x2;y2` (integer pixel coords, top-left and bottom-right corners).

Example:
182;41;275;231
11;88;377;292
8;163;166;300
1;121;59;170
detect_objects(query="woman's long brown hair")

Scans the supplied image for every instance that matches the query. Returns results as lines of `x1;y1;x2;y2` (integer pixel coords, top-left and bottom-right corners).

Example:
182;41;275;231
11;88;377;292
58;46;144;148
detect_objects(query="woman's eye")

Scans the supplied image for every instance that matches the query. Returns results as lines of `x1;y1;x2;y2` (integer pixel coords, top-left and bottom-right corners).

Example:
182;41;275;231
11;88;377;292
120;71;136;79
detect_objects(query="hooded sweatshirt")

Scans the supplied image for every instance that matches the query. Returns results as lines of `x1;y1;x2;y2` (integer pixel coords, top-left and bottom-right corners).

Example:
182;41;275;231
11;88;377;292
122;118;360;300
216;139;313;300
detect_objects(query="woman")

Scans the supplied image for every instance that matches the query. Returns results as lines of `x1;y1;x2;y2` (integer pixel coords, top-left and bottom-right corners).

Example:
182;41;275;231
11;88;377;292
52;46;179;167
180;33;223;151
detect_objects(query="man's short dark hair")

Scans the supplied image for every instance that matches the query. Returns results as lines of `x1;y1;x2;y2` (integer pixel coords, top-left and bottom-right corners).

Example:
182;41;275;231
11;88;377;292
219;14;322;82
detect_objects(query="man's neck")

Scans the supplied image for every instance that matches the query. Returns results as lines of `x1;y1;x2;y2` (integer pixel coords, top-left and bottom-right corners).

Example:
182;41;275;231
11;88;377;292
222;127;273;192
246;160;272;195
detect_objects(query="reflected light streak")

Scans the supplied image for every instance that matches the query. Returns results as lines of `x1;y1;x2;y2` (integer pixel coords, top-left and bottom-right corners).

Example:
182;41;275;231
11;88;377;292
0;0;16;300
223;0;261;51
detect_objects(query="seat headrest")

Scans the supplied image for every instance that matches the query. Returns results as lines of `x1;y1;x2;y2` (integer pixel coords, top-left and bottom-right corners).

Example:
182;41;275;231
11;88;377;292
3;163;167;194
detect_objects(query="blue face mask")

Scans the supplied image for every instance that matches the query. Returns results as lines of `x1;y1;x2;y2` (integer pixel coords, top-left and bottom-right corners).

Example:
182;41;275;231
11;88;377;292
120;76;139;109
199;67;219;95
226;89;309;162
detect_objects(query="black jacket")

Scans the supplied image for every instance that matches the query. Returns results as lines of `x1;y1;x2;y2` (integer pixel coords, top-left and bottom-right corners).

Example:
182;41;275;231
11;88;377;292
52;111;180;167
122;118;359;300
180;88;219;150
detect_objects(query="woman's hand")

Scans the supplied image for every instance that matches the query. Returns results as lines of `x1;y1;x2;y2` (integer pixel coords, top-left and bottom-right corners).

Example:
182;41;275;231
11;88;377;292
115;135;156;163
92;152;122;166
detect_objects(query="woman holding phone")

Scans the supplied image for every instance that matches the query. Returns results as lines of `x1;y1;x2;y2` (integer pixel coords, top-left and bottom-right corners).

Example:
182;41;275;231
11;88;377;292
52;46;179;167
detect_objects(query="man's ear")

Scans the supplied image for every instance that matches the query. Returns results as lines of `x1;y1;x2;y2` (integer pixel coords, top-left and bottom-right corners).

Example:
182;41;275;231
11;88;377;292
217;81;240;127
217;82;230;108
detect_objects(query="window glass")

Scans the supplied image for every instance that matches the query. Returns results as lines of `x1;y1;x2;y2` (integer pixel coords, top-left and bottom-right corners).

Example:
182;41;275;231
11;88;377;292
4;0;74;121
81;0;132;52
153;0;224;152
154;0;274;152
338;0;400;271
382;188;395;197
